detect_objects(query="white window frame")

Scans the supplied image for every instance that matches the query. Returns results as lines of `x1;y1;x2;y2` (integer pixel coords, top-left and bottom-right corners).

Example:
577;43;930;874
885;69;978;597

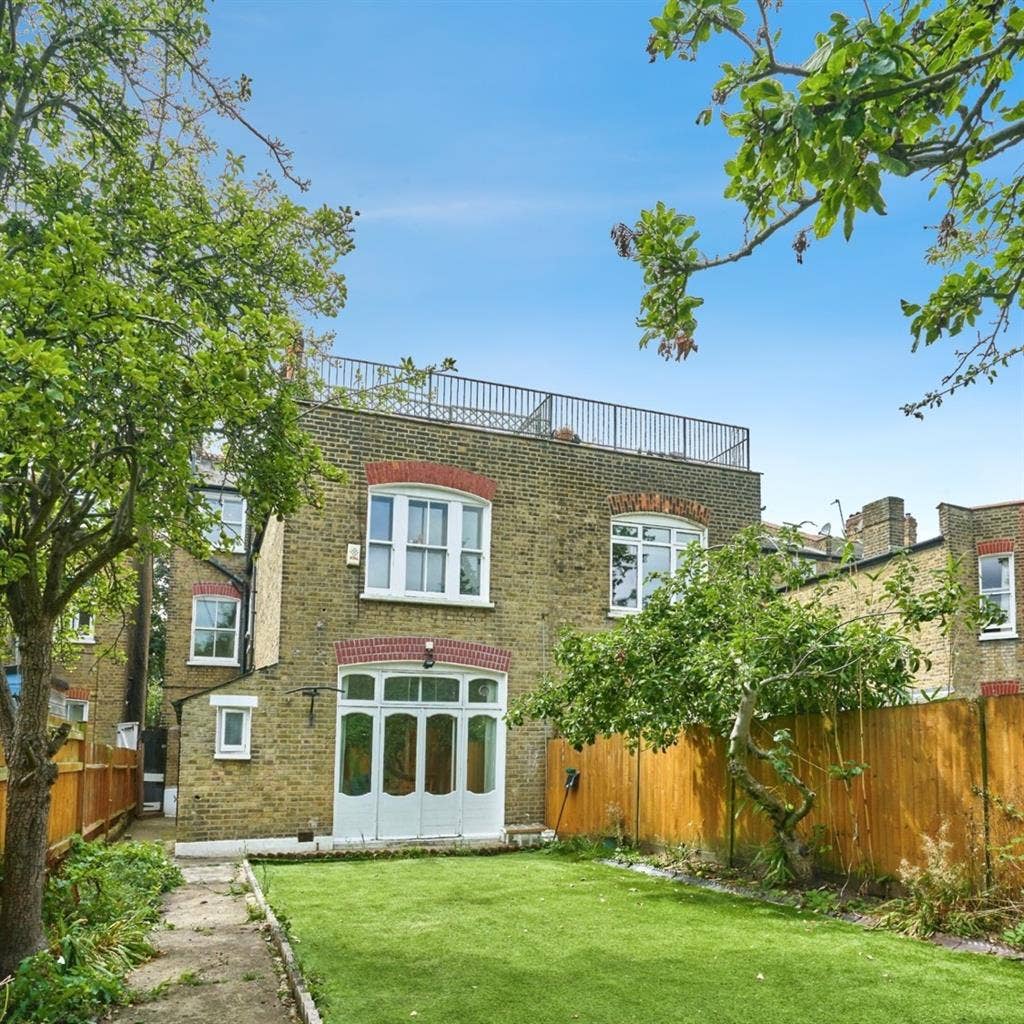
979;552;1017;639
210;694;256;760
202;488;247;553
65;698;89;722
70;611;95;644
189;595;241;666
609;512;707;615
361;485;492;606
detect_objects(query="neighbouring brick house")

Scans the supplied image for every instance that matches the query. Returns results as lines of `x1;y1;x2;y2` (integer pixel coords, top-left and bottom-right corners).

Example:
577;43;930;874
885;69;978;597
795;496;1023;699
164;356;761;855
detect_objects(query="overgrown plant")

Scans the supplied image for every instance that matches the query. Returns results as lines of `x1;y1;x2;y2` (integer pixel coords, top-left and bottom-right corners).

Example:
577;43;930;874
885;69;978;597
509;526;975;881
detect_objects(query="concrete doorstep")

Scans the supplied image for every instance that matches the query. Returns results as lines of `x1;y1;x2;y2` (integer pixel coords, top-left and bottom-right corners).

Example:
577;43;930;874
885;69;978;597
107;858;298;1024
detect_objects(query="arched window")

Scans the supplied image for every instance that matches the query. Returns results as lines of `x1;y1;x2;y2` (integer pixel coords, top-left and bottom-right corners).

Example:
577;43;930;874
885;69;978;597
609;513;706;613
363;485;491;604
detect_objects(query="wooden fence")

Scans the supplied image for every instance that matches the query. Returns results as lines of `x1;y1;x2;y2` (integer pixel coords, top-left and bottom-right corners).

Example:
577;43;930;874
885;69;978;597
546;695;1024;884
0;728;139;861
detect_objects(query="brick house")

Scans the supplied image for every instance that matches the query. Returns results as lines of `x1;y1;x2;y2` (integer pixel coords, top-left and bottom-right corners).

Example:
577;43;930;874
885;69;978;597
795;496;1023;699
164;357;761;855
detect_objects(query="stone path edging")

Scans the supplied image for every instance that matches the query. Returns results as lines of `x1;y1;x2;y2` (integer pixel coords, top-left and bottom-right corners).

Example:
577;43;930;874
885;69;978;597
602;858;1024;961
243;859;324;1024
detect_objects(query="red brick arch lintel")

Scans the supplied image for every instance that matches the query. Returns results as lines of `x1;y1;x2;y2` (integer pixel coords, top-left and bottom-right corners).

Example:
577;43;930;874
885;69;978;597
335;636;511;673
192;581;242;599
607;493;710;526
365;461;496;501
977;539;1014;556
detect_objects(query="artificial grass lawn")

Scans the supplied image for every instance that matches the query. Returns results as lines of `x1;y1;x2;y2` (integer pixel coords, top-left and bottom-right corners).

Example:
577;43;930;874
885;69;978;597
259;852;1022;1024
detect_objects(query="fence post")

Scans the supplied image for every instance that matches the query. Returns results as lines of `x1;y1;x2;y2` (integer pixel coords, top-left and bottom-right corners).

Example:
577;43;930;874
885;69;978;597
74;735;87;837
977;698;993;888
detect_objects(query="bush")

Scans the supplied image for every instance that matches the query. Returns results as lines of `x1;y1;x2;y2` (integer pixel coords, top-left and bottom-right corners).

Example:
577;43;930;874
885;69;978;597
0;837;182;1024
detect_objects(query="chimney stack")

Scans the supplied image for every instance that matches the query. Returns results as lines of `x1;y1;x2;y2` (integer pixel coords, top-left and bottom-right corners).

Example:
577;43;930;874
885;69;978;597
904;513;918;547
846;497;908;558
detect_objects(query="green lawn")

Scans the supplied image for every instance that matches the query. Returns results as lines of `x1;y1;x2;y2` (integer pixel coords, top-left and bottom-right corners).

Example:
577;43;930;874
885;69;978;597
259;853;1022;1024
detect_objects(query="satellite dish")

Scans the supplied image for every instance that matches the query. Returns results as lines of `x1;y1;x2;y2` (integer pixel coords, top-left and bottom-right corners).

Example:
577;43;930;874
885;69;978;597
820;522;832;536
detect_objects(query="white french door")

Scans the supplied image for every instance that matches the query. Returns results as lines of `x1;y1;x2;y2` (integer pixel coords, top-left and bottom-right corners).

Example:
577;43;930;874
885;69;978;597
334;666;505;842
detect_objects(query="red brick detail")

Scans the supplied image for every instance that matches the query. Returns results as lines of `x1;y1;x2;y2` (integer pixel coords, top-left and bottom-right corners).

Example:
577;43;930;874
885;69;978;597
65;687;91;701
607;493;710;526
365;461;497;501
192;581;242;599
335;636;511;673
977;538;1014;556
980;680;1021;697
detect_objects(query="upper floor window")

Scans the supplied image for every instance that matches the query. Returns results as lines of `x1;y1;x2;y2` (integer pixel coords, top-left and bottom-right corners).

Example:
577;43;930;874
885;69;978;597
610;514;706;613
363;486;491;604
70;611;94;644
65;698;89;722
202;489;246;553
980;553;1016;638
190;595;240;665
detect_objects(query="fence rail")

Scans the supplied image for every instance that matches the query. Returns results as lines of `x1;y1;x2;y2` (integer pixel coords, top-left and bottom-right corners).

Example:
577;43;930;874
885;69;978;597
0;730;138;861
308;355;751;470
546;695;1024;884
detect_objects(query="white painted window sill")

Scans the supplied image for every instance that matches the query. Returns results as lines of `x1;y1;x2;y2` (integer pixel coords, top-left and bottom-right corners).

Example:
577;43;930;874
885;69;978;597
360;592;494;610
979;631;1018;642
607;607;639;619
72;638;96;645
188;659;240;667
213;752;251;761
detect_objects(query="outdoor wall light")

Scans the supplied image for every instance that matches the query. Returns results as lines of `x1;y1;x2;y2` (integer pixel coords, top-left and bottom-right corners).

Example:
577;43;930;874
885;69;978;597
423;640;435;670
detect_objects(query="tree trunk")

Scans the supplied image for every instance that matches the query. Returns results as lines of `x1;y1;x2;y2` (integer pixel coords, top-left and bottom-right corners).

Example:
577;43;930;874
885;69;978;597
0;620;58;979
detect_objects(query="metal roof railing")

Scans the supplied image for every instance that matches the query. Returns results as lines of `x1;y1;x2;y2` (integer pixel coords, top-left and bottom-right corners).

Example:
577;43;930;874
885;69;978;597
307;354;750;470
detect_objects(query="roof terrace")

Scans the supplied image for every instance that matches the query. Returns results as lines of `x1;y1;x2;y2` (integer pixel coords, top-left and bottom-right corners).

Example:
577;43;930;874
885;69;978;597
309;354;751;471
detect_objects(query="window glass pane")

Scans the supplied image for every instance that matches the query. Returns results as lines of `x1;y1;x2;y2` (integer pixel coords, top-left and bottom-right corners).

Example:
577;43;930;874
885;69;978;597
425;550;446;592
425;714;457;795
428;503;448;546
367;543;391;588
213;631;236;660
216;600;238;629
384;677;419;702
195;599;216;628
611;543;638;608
675;530;702;546
643;526;671;543
421;677;459;702
462;506;482;549
467;715;497;794
468;678;498;703
983;591;1011;621
981;556;1010;591
342;674;375;700
460;553;481;596
67;701;87;722
369;496;393;541
643;545;672;600
406;548;425;590
408;500;427;545
222;710;245;747
193;630;215;658
383;714;417;796
612;523;639;538
339;713;373;796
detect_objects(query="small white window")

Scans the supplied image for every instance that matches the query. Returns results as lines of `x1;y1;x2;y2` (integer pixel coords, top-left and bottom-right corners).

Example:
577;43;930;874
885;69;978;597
363;486;491;604
210;694;256;759
610;514;706;613
202;489;246;552
65;698;89;722
980;553;1016;638
70;611;94;644
190;596;240;664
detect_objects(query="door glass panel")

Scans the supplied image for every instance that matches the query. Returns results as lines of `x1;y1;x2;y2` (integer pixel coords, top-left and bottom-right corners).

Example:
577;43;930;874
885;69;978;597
611;542;638;608
467;715;497;794
339;713;373;796
468;678;498;703
382;714;417;796
342;674;375;700
384;677;419;702
425;714;457;795
420;677;459;702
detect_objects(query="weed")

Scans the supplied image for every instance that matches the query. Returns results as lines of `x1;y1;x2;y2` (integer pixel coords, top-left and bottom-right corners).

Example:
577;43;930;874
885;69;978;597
241;970;262;982
246;901;267;922
178;970;204;987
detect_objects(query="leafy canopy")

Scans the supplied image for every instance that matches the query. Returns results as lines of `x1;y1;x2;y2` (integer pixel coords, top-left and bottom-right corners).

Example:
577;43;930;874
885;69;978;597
615;0;1024;415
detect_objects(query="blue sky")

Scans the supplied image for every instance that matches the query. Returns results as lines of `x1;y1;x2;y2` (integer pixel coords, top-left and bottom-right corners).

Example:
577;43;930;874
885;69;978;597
209;0;1023;537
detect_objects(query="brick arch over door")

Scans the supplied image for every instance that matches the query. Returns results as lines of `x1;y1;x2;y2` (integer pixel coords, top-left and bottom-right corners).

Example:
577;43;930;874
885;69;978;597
365;461;497;501
335;637;511;673
607;493;710;526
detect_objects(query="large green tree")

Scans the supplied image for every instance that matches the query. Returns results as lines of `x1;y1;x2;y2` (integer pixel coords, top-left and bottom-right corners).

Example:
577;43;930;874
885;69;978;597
0;0;354;975
615;0;1024;415
508;528;969;880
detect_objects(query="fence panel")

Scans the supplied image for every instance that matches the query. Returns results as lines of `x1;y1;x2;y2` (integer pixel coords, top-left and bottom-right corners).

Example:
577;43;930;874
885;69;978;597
0;730;138;860
546;695;1024;881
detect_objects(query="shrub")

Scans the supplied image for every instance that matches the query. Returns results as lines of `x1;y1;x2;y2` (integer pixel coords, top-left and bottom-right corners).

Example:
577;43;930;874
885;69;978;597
0;837;182;1024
